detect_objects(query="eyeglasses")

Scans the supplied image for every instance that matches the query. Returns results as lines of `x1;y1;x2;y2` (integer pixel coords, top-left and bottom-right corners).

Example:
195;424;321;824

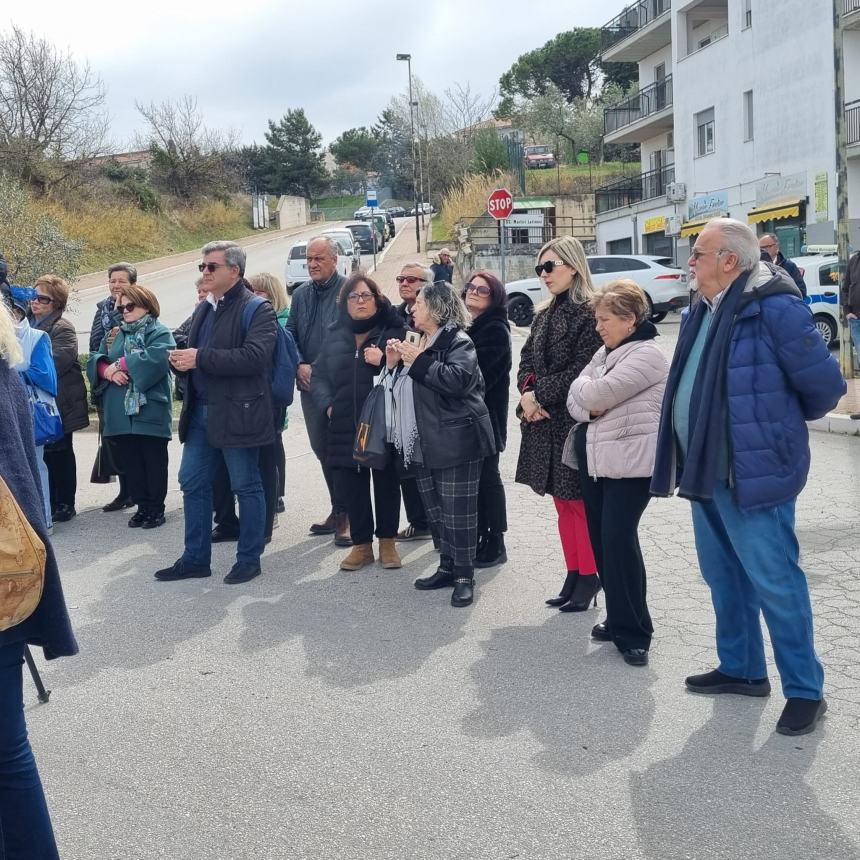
198;262;229;273
395;275;426;285
118;302;139;313
31;295;53;305
690;248;729;261
760;243;777;250
465;282;492;297
347;292;375;303
534;260;567;276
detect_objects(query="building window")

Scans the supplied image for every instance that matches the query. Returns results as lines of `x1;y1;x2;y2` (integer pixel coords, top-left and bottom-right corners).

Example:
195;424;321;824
696;108;715;156
743;90;754;141
743;0;752;28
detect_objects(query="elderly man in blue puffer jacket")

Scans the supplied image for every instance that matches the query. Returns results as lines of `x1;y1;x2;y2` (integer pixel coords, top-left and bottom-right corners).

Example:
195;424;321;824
652;217;846;737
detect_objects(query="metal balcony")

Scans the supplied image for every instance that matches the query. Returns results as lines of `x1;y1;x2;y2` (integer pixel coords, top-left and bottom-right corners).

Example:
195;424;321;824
595;165;675;214
844;0;860;28
601;0;672;62
604;76;673;143
848;101;860;150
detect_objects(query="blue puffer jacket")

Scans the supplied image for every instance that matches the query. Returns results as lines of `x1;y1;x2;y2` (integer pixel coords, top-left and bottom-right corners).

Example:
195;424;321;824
652;263;846;511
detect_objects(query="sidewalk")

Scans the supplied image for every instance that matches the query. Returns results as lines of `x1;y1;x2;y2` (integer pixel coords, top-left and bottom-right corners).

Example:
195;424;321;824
368;220;433;302
809;376;860;435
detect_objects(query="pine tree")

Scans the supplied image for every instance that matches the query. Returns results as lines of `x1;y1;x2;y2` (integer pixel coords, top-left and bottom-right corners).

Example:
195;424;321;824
263;109;328;198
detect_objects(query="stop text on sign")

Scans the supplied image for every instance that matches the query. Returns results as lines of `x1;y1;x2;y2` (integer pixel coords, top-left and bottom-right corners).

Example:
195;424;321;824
487;188;514;221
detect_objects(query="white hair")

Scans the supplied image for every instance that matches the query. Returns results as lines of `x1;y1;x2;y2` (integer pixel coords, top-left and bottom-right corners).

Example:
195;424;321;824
706;218;761;272
0;304;23;366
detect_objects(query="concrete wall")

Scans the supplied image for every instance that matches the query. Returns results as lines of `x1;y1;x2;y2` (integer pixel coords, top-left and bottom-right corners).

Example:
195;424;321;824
276;196;310;230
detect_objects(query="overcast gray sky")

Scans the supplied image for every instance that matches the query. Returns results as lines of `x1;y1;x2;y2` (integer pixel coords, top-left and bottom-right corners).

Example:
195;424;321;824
8;0;608;150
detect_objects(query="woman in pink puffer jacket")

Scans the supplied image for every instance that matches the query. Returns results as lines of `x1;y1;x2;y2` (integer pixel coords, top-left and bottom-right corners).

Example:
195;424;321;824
564;279;668;668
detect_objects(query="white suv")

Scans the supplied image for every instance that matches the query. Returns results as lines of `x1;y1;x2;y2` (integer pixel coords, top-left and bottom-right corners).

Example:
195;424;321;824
504;254;689;328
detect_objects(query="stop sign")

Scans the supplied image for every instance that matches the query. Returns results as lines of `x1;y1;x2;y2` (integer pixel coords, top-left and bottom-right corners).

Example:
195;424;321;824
487;188;514;221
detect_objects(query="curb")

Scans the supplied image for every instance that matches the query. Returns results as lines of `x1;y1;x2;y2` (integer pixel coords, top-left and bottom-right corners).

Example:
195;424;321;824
808;413;860;436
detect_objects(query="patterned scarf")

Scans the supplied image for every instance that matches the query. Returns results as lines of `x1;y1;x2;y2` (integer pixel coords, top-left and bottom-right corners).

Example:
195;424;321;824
121;314;153;416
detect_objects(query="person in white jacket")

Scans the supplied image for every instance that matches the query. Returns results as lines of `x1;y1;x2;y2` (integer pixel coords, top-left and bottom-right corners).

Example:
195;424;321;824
564;279;668;667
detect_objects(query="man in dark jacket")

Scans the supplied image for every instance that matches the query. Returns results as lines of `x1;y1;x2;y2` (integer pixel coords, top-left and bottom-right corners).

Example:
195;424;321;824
430;248;454;284
841;249;860;366
156;241;277;585
286;236;348;542
652;218;845;737
758;233;807;298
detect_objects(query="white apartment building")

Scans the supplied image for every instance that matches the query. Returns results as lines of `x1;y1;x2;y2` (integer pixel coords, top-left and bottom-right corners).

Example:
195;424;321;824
594;0;860;262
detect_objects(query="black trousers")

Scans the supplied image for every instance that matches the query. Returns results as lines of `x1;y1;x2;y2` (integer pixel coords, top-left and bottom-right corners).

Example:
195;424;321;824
43;432;77;509
112;434;169;516
275;431;286;498
301;390;343;513
579;471;654;651
399;476;428;529
477;453;507;535
332;463;400;545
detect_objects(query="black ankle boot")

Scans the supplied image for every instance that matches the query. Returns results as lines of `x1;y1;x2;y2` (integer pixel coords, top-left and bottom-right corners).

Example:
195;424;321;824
559;574;601;612
474;533;507;568
451;566;474;607
546;571;579;606
415;555;455;590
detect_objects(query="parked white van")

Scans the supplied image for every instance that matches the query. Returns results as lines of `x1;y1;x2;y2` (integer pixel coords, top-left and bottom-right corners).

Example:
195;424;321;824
285;240;350;294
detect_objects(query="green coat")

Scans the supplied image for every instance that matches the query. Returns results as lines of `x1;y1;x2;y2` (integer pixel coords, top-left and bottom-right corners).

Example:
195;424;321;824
88;319;175;439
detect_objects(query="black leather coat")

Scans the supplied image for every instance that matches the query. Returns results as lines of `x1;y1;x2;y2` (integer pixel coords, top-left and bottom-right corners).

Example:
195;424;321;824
467;306;512;453
408;326;496;469
34;312;89;434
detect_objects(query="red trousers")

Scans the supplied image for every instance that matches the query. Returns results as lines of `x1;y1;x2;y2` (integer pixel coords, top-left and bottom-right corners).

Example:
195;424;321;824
553;497;597;575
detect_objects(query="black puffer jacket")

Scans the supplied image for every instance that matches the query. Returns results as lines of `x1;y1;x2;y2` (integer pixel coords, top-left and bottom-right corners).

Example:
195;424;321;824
312;302;405;469
408;325;496;469
178;281;278;449
468;306;512;453
34;312;89;434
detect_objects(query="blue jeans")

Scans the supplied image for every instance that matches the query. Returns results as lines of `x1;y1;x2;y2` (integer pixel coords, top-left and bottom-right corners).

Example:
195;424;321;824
691;481;824;700
0;643;60;860
35;446;51;530
849;318;860;368
178;405;266;567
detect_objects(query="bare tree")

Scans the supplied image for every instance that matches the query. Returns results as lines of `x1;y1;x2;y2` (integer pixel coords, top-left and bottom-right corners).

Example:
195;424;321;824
0;25;109;192
443;82;497;142
135;96;241;198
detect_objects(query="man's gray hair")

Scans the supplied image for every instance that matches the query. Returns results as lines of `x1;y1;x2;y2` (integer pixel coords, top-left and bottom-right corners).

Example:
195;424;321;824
708;218;762;272
401;262;435;284
420;281;471;330
202;240;246;275
760;232;778;245
307;236;340;259
108;262;138;283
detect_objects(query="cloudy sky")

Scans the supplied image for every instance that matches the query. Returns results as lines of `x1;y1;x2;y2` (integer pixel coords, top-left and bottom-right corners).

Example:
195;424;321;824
8;0;608;150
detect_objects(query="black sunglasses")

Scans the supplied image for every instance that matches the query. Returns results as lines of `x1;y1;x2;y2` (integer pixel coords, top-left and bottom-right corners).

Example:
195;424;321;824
31;294;53;305
395;275;426;285
118;302;138;313
198;262;230;273
534;260;567;276
464;282;491;297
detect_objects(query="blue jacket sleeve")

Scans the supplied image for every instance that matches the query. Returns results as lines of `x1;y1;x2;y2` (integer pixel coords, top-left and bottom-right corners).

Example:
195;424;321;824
23;335;58;396
766;296;846;420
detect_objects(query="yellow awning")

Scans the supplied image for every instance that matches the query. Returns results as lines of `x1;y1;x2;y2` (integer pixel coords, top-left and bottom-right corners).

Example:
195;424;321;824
680;218;712;238
747;200;802;225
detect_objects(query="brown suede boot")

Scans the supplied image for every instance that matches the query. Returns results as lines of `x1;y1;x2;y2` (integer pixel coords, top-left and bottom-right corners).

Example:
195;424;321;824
340;543;374;571
334;512;352;547
378;538;402;569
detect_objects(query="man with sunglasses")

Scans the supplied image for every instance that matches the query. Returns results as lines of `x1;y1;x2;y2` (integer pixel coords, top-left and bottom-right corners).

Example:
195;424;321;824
758;233;806;298
286;236;349;542
393;263;431;330
156;240;278;585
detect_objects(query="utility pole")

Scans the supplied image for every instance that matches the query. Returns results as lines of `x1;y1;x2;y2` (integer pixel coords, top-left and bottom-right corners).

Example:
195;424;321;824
397;53;421;253
833;0;853;378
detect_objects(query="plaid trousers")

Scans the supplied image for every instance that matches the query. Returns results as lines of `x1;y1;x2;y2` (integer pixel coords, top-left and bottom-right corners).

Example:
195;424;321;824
415;459;482;568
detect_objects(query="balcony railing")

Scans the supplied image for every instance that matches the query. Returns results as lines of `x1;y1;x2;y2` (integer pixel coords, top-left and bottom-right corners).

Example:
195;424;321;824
848;100;860;146
601;0;671;52
595;165;675;214
604;76;673;135
844;0;860;13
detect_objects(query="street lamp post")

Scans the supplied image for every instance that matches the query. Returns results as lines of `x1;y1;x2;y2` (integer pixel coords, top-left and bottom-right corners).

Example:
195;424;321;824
396;52;421;253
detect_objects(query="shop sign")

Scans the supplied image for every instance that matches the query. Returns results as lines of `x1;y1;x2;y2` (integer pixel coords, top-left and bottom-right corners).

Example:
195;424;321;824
755;171;806;206
687;191;729;220
644;216;667;234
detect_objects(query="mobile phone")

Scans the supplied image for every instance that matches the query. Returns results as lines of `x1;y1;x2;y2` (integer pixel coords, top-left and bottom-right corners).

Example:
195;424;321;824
405;330;420;346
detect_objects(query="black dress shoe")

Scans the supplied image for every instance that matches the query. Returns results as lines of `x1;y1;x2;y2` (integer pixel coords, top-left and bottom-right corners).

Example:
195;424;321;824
53;504;76;523
211;525;240;543
155;559;211;581
451;570;474;607
224;561;262;584
309;511;337;535
622;648;649;667
559;574;601;612
546;571;578;606
141;514;166;529
128;511;147;528
591;621;612;641
276;497;286;514
473;533;507;568
685;669;771;697
776;698;827;735
415;557;455;590
103;496;134;512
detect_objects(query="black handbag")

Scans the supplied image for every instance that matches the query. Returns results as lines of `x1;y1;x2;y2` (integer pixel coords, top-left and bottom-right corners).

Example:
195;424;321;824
353;384;390;470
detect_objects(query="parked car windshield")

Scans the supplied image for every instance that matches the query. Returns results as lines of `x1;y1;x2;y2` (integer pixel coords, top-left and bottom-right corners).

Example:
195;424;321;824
289;245;306;260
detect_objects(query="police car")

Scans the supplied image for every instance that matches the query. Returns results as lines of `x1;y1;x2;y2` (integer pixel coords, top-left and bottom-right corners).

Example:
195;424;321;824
792;246;841;346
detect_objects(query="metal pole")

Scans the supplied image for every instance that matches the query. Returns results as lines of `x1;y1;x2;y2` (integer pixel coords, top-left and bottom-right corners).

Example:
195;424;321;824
407;58;421;253
500;218;507;285
415;109;426;230
834;0;854;378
